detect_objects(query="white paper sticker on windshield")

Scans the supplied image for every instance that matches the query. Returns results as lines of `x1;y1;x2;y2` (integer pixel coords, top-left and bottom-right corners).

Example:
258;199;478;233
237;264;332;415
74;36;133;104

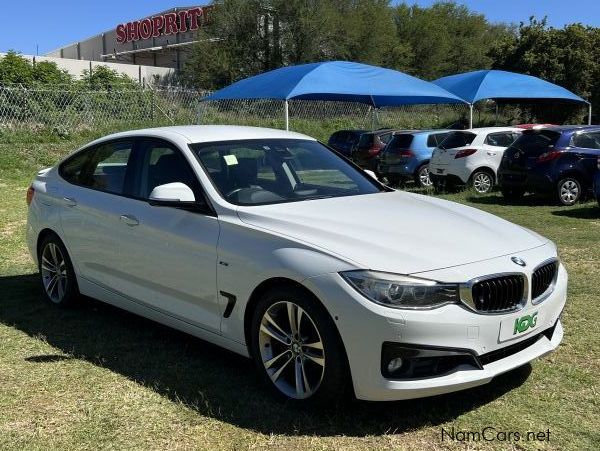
223;154;238;166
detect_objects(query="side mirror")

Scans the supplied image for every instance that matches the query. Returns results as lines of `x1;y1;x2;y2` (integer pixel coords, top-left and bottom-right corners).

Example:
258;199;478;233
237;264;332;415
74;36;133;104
148;182;210;212
364;169;379;181
149;182;196;202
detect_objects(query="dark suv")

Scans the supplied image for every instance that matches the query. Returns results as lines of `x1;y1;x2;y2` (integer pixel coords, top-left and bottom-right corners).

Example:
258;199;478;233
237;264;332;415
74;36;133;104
327;129;367;158
498;126;600;205
352;129;395;171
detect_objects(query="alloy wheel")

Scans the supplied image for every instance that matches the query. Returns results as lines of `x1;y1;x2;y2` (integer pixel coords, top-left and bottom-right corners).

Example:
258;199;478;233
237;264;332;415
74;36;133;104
559;180;580;205
473;172;493;193
418;166;433;187
40;242;68;303
258;301;325;399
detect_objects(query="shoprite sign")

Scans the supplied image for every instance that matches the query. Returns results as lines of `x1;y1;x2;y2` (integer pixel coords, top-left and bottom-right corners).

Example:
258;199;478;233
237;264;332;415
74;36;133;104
116;7;207;44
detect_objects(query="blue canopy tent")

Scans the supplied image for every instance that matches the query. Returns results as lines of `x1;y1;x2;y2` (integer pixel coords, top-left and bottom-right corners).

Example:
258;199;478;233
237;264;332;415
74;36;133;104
204;61;466;130
433;70;590;128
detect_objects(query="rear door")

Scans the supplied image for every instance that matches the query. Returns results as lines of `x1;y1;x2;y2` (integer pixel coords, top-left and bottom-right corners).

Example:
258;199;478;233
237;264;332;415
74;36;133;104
58;139;136;287
484;131;520;171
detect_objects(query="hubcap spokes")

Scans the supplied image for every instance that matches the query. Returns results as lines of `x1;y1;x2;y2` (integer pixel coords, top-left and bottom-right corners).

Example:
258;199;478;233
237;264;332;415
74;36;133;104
474;174;492;193
560;181;579;203
259;301;325;399
419;167;432;186
41;243;67;303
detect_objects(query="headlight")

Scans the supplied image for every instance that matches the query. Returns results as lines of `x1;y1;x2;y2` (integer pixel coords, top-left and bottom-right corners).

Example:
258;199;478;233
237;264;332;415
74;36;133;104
340;270;460;309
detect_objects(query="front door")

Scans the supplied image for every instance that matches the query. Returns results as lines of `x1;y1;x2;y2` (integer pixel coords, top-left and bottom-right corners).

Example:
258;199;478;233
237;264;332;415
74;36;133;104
111;138;222;334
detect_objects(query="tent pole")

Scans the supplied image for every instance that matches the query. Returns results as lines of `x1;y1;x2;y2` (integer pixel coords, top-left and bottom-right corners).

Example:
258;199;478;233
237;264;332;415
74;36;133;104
588;103;592;125
495;103;499;125
284;100;289;131
469;103;474;129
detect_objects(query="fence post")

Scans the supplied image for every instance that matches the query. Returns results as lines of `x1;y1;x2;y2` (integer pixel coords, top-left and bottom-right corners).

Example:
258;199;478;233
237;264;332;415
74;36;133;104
469;103;474;129
588;103;593;125
284;99;289;131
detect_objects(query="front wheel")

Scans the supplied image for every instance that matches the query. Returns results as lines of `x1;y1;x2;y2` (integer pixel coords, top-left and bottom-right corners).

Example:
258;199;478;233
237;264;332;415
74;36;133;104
250;286;348;404
38;233;79;307
556;177;582;206
415;164;433;188
471;170;494;194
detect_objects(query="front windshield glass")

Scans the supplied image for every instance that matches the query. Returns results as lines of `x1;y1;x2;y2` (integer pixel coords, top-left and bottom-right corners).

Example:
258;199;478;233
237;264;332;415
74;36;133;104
191;139;383;206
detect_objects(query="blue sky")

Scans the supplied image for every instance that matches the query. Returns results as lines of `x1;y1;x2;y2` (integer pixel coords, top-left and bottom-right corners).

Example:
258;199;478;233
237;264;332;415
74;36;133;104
0;1;598;55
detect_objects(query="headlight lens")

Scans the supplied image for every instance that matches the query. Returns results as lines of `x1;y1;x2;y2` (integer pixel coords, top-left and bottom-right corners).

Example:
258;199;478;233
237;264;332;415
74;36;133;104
340;270;460;309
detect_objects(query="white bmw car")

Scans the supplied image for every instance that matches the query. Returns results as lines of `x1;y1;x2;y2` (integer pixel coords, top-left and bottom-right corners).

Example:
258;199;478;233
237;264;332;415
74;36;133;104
429;127;522;193
26;125;566;403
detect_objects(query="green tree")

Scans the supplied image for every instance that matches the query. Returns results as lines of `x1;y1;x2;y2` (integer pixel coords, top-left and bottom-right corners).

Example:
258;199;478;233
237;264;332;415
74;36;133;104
0;51;34;85
393;2;513;80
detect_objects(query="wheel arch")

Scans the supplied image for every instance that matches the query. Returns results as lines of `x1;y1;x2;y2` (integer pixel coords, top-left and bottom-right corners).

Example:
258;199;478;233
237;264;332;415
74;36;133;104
36;228;61;256
471;166;497;183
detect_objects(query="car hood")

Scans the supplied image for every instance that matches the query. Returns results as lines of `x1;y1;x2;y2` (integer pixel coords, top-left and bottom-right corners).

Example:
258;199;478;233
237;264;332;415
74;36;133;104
236;191;548;274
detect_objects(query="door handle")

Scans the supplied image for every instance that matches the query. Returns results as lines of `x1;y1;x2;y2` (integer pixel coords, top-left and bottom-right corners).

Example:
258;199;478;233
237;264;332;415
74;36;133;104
119;214;139;226
63;197;77;207
487;152;497;156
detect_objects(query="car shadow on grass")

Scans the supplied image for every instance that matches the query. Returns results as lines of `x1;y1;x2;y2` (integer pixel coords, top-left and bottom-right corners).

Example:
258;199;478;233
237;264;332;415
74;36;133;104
0;273;532;437
551;205;600;219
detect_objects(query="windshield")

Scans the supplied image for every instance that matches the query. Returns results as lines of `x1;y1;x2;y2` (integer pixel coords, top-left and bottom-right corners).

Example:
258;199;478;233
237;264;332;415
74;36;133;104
357;133;374;148
438;131;476;149
191;139;383;206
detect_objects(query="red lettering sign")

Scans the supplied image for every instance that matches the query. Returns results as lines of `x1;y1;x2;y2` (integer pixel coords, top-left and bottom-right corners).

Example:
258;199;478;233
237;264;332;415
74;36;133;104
115;7;207;44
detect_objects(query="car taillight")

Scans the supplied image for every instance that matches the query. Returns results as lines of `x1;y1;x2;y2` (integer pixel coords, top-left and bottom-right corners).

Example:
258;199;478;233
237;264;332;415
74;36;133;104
454;149;477;159
368;146;380;156
26;185;35;206
597;156;600;170
537;150;561;163
397;149;414;158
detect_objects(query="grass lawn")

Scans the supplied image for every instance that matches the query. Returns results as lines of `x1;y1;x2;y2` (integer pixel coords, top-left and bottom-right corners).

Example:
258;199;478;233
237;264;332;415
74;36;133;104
0;136;599;450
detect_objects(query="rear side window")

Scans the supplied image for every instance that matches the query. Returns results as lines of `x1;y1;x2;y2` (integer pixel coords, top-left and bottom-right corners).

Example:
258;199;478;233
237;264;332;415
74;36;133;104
426;132;450;147
485;132;519;147
509;130;561;156
379;133;393;145
388;134;414;150
358;134;373;148
571;132;600;149
438;132;476;149
60;140;134;195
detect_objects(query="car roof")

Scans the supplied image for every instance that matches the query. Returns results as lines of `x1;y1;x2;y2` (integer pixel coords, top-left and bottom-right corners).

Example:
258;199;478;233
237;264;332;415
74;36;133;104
394;129;452;136
529;125;600;133
88;125;315;146
465;127;522;133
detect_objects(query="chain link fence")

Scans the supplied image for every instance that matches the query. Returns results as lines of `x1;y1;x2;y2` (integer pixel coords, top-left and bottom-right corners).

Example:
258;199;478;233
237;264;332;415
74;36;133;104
1;84;589;141
0;84;207;132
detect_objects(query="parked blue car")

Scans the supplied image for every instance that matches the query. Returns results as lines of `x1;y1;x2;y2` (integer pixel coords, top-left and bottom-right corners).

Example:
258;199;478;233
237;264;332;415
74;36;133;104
594;162;600;207
499;125;600;205
376;130;451;187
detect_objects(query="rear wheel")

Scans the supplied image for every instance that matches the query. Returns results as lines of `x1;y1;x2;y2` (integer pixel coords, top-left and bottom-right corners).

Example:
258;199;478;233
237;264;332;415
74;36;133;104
250;285;348;404
556;177;582;206
38;233;79;307
415;164;433;188
471;170;494;194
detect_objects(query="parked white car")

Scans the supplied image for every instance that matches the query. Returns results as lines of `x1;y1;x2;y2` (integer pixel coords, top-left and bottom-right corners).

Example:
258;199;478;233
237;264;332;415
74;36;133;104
429;127;522;193
27;126;566;403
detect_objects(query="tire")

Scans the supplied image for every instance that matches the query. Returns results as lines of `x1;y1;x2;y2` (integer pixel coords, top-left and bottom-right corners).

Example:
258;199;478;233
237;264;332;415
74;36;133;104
556;177;582;206
38;233;79;307
250;285;349;404
471;170;494;194
432;179;444;194
415;164;433;188
501;187;525;201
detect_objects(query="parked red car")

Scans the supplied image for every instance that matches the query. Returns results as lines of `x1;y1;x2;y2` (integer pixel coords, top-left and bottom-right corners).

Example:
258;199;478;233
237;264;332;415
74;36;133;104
352;129;395;171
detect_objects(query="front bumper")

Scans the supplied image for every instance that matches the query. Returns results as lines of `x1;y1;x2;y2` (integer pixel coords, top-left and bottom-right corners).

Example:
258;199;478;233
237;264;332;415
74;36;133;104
303;244;567;401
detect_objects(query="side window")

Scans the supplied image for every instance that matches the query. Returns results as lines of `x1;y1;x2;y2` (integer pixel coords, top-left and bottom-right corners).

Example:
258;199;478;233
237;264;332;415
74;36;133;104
60;140;134;195
572;132;600;149
485;132;517;147
137;140;201;199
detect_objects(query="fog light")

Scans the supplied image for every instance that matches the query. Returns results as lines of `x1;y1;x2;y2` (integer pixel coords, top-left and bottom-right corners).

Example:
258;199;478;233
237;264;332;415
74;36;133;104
387;357;404;373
